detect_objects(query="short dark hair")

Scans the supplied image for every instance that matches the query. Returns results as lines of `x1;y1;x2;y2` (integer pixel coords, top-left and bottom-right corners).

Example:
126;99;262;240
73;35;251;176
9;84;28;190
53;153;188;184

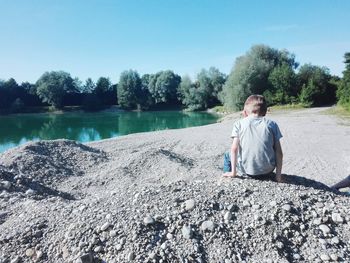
244;95;267;116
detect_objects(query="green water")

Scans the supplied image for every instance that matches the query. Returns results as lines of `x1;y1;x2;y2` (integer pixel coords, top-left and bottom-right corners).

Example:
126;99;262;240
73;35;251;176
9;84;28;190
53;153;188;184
0;111;219;153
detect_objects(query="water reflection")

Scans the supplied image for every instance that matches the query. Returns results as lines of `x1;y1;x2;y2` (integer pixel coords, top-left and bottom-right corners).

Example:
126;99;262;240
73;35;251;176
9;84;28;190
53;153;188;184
0;111;218;152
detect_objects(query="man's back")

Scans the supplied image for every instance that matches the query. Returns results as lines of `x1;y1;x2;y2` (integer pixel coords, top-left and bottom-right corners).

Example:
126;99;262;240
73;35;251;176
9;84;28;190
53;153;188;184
231;116;282;175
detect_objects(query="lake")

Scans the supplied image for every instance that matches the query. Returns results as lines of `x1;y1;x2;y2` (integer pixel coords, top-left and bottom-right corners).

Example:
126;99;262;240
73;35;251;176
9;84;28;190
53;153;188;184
0;111;219;153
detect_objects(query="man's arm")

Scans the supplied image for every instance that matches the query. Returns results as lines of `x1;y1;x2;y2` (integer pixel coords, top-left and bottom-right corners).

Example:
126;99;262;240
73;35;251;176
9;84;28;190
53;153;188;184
274;140;283;182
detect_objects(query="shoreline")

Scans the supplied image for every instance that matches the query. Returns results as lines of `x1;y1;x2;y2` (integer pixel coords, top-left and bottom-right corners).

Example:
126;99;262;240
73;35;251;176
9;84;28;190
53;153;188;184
1;107;350;262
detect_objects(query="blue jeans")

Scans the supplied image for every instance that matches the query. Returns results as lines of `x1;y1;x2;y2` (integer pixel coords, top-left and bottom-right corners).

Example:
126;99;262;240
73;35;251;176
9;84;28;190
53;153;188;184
223;152;232;172
223;152;275;180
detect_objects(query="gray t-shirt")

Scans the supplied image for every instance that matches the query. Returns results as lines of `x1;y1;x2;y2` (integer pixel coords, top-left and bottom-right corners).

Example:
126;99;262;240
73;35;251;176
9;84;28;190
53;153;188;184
231;116;282;176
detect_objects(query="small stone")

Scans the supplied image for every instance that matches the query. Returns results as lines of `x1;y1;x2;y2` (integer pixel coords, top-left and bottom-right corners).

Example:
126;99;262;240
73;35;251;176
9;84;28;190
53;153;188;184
330;254;338;261
110;230;117;237
270;201;277;206
313;218;322;225
293;254;301;260
160;242;168;250
225;259;232;263
166;233;173;239
242;200;250;207
320;254;330;261
1;181;11;190
94;246;102;253
143;216;155;225
331;236;340;244
116;244;123;251
224;211;233;221
25;248;34;257
25;189;35;196
282;204;291;212
36;251;43;259
319;224;331;235
331;213;344;224
252;204;260;210
182;225;193;239
200;220;215;232
101;222;111;231
184;199;196;211
127;252;135;261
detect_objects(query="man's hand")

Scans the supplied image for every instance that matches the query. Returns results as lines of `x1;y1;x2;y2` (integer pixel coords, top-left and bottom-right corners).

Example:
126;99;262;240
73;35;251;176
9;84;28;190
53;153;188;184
223;172;236;177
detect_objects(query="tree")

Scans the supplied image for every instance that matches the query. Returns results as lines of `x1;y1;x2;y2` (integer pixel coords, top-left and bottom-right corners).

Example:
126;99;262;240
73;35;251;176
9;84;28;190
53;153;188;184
221;45;298;110
266;62;297;105
82;78;95;94
36;71;76;109
117;70;142;109
148;70;181;105
178;75;204;110
297;64;336;106
337;52;350;110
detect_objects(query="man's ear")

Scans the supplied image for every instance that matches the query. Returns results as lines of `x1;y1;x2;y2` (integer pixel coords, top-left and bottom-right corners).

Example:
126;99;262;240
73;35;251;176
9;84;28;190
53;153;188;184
242;110;248;117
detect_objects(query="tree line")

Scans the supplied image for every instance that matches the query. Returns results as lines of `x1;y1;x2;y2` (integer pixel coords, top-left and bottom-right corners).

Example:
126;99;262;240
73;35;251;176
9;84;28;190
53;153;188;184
1;44;349;114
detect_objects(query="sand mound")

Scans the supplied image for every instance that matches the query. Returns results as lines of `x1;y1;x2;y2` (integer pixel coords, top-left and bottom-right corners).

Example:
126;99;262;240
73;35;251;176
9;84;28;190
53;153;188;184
0;140;107;185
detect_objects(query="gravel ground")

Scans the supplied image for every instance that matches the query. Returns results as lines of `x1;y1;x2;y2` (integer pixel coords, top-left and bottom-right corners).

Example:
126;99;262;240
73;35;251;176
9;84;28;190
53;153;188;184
0;107;350;263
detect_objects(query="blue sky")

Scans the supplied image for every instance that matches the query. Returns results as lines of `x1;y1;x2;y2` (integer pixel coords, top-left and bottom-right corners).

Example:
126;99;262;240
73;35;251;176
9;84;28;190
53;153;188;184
1;0;349;83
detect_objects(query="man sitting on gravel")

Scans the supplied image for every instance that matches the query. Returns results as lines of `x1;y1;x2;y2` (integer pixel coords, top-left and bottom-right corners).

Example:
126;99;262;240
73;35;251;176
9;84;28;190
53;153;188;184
223;94;283;182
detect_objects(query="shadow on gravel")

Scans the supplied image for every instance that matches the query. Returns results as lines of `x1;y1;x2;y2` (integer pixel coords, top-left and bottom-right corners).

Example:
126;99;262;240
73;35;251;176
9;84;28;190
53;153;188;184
235;173;340;194
0;166;75;200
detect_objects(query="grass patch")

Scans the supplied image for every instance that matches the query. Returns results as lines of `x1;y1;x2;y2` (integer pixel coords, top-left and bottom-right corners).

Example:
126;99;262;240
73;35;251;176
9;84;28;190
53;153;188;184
269;103;305;111
324;105;350;117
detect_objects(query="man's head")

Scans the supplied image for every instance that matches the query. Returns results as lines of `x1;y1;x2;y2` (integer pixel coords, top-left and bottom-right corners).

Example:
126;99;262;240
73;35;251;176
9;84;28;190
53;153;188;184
243;95;267;117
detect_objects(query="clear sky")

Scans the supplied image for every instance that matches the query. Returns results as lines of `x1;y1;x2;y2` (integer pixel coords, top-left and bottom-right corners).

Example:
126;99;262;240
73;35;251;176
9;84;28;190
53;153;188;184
1;0;349;84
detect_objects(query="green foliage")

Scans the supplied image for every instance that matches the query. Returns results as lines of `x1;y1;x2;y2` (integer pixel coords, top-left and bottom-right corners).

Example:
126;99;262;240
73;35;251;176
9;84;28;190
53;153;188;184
266;62;297;105
148;70;181;105
178;76;204;110
297;64;336;106
36;71;76;109
221;44;297;110
178;67;226;111
83;78;95;93
117;70;142;109
337;53;350;110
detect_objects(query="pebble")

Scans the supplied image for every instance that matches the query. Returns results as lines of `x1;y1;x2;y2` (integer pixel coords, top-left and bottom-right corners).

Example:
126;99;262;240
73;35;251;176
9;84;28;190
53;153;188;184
252;204;260;210
25;248;34;257
320;254;330;261
182;225;193;239
1;181;11;190
201;220;215;232
331;213;344;224
127;252;135;261
330;254;338;261
331;236;340;244
25;189;35;195
110;230;117;237
101;222;111;231
143;215;155;225
319;224;331;235
184;199;196;211
224;211;233;221
282;204;291;212
93;246;102;253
